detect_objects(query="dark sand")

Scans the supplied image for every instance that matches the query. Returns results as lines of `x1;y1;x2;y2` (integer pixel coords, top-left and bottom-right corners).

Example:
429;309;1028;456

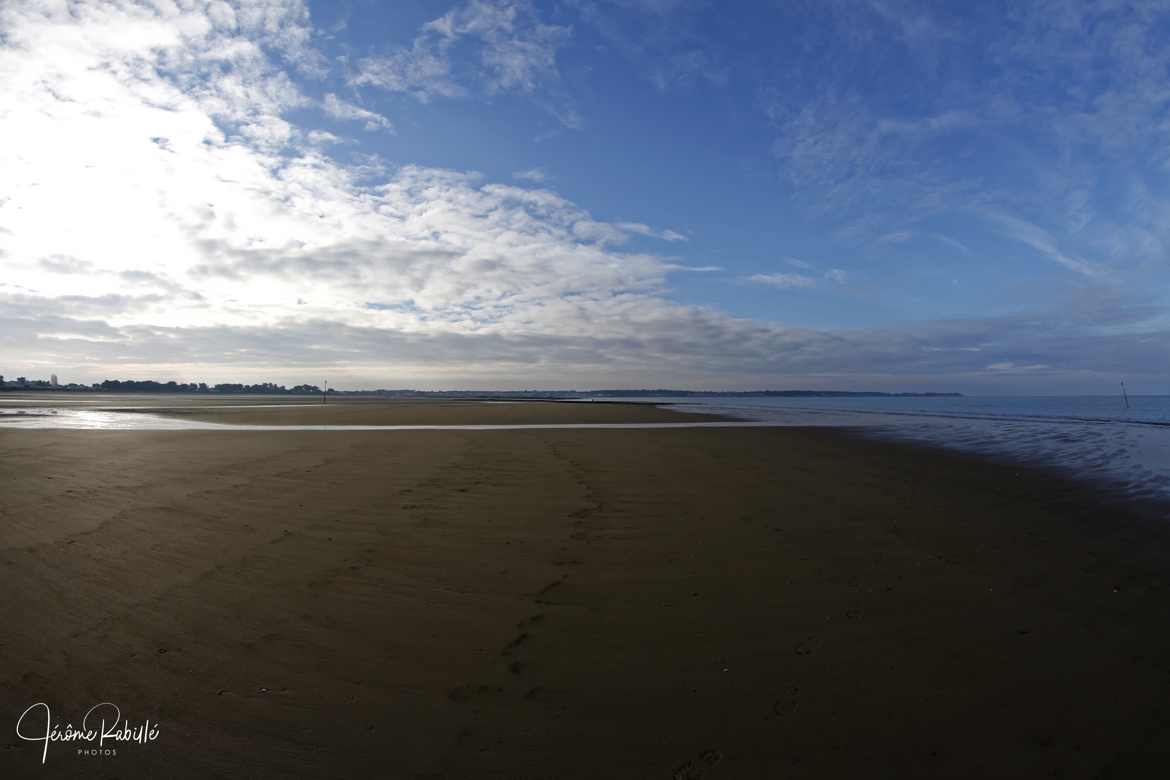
138;399;724;426
3;402;1170;777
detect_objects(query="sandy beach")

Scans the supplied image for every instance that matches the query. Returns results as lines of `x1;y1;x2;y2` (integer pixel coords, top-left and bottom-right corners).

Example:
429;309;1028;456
137;398;723;426
3;400;1170;778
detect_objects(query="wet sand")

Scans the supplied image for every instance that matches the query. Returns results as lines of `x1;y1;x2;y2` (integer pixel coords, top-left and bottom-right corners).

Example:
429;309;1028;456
139;399;724;426
3;402;1170;777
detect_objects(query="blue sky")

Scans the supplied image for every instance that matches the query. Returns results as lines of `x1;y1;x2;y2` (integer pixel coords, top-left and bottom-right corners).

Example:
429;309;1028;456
2;0;1170;392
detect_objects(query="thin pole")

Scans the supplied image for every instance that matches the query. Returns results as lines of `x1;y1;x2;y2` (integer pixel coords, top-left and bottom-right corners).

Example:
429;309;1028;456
1121;381;1130;410
323;379;328;405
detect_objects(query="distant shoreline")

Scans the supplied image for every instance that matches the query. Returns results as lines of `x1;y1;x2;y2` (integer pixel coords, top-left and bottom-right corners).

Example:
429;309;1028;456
0;386;962;398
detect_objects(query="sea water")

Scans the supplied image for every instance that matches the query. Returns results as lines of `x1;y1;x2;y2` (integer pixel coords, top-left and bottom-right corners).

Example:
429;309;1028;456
646;395;1170;503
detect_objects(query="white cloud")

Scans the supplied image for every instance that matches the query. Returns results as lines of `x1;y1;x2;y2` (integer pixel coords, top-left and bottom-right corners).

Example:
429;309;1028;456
349;0;576;125
615;222;688;242
0;0;731;383
748;272;817;289
306;129;344;145
762;259;848;286
983;211;1101;278
929;233;972;256
648;49;728;94
39;255;94;274
321;93;392;131
349;39;464;101
663;263;721;272
875;110;975;137
513;167;547;182
986;362;1048;373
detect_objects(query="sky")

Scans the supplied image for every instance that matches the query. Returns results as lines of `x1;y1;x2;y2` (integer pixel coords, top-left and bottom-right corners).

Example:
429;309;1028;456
2;0;1170;393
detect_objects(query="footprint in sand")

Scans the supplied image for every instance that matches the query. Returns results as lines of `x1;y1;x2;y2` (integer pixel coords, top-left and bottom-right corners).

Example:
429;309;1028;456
517;613;545;629
501;632;530;654
673;749;724;780
534;578;564;597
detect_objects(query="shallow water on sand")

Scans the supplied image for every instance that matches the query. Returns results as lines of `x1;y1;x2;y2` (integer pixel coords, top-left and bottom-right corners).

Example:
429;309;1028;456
0;407;787;432
649;396;1170;503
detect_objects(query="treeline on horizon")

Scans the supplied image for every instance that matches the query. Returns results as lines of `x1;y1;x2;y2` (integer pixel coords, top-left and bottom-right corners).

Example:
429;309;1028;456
92;380;324;394
1;379;961;398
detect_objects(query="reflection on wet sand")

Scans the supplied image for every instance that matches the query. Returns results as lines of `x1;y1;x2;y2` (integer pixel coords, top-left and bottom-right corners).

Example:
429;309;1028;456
0;406;784;431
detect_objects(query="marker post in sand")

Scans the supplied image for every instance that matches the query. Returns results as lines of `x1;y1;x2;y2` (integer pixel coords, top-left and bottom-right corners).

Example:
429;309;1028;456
323;380;328;405
1121;381;1130;410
